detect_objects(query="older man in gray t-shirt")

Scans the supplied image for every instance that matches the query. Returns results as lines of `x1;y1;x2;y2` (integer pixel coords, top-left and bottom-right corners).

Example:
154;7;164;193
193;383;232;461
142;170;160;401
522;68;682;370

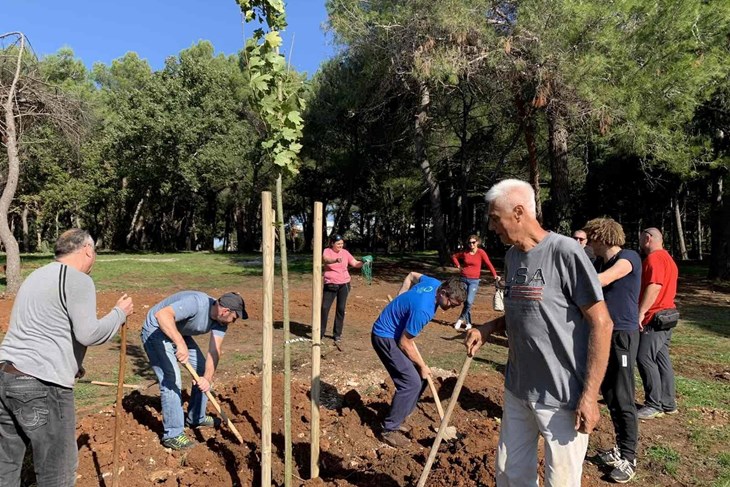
465;180;613;487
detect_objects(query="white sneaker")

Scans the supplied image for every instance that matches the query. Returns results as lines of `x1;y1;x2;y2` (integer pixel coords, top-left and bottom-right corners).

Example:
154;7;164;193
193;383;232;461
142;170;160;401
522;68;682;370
454;319;464;330
464;323;472;330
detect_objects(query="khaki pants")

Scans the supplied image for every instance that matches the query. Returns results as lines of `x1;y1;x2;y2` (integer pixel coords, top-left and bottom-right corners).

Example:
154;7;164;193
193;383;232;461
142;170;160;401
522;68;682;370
496;389;589;487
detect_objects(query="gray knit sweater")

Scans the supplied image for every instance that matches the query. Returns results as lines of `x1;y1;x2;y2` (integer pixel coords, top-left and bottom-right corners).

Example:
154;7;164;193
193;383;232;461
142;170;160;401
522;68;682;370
0;261;125;388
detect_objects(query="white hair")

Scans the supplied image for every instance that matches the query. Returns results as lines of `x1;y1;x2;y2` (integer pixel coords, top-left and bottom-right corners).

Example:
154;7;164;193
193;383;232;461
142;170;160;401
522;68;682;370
485;179;537;218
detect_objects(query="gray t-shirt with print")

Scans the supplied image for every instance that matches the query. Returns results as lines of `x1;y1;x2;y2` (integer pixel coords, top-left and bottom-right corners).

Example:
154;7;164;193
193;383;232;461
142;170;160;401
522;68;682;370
503;232;603;409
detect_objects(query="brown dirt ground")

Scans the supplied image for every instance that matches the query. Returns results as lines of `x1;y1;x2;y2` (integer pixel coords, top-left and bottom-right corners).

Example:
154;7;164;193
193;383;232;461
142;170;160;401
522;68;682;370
1;269;728;486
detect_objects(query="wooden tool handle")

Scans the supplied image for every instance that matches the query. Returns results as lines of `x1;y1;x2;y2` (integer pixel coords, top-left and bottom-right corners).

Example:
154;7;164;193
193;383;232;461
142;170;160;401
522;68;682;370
417;355;473;487
182;362;244;444
112;324;127;487
426;375;445;420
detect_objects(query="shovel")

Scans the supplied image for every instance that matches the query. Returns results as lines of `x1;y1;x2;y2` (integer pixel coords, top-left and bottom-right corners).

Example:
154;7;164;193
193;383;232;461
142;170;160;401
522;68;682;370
417;355;473;487
183;362;243;444
425;375;458;441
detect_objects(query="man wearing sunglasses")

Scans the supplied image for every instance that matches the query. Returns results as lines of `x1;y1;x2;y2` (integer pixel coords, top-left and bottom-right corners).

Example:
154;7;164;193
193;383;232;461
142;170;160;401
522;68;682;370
573;229;596;262
141;291;247;450
372;273;467;448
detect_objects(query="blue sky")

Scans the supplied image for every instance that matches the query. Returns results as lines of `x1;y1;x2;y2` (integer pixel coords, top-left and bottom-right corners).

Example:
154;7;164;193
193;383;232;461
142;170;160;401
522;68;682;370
1;1;336;76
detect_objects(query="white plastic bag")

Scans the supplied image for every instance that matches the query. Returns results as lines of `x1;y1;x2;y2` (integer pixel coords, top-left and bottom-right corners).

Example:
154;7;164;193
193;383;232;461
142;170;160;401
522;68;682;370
493;287;504;312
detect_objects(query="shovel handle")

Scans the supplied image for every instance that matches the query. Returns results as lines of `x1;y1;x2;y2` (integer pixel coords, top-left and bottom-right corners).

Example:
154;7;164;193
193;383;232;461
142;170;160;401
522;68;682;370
426;375;445;420
112;323;127;487
182;362;243;444
417;355;473;487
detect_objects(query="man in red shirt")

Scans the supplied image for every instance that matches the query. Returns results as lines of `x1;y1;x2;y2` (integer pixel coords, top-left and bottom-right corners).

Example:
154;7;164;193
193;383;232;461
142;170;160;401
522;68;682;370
636;228;679;420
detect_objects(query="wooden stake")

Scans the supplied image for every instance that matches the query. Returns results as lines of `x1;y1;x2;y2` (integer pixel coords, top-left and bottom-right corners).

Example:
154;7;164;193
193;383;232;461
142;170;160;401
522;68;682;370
261;191;274;487
417;356;473;487
182;362;243;444
86;381;139;389
111;324;127;487
310;201;323;479
275;176;293;487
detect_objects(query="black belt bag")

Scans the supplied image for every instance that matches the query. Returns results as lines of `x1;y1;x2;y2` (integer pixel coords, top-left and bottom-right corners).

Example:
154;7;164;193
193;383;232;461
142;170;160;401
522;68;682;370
652;308;680;331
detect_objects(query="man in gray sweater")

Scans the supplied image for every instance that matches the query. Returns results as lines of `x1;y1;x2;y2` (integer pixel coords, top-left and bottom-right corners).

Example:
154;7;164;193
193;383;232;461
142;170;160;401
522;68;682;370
0;229;133;487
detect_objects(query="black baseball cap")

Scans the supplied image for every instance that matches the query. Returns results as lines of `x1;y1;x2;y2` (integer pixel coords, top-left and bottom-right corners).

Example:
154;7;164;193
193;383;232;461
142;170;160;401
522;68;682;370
218;292;248;320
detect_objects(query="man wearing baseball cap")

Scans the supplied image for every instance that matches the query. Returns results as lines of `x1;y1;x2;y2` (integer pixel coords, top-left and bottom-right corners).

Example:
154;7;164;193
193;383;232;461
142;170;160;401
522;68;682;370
141;291;247;449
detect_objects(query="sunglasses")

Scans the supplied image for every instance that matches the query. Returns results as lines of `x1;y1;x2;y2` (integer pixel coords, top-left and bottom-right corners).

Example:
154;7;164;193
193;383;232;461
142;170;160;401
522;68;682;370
468;240;478;244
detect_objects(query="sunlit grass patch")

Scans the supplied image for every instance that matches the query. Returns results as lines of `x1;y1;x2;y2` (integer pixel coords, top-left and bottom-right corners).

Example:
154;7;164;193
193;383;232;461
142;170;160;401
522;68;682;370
676;376;730;411
646;444;681;476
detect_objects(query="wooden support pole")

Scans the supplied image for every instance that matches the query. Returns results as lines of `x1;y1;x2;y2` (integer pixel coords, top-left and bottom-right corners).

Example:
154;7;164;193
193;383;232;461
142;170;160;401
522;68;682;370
276;176;293;487
111;324;127;487
310;201;323;479
261;191;274;487
417;356;473;487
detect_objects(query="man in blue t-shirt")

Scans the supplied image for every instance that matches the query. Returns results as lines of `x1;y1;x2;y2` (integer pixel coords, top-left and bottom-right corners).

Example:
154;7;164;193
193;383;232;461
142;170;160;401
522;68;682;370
372;273;466;448
141;291;248;450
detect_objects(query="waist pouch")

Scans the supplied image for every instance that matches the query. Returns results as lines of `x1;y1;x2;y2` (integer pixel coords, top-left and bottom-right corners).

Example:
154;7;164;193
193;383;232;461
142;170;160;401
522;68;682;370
652;308;679;331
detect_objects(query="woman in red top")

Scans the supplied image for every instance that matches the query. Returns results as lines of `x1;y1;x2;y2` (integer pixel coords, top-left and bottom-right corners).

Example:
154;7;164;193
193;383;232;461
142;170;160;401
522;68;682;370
451;234;498;330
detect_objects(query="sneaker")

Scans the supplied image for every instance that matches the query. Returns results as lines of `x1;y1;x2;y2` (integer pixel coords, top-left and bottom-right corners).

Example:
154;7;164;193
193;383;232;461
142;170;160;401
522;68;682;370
186;415;218;428
454;319;464;330
637;406;665;420
162;433;195;450
381;430;410;448
464;323;473;330
610;457;636;483
397;424;412;435
598;445;623;467
664;408;679;415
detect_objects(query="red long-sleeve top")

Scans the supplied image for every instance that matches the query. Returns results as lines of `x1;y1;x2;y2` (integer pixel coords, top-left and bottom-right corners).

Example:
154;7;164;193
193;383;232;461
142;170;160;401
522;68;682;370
451;248;498;279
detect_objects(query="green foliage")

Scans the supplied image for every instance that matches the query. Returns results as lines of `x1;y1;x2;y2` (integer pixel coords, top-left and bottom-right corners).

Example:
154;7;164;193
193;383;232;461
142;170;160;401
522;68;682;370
236;0;305;174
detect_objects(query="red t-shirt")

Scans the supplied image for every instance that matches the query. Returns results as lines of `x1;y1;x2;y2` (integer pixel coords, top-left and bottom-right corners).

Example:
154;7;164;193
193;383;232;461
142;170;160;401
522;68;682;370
640;249;678;325
451;248;497;279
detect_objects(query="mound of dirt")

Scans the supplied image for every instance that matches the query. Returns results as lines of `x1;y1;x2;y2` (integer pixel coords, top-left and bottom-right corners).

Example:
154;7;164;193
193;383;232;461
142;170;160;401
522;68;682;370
73;372;510;486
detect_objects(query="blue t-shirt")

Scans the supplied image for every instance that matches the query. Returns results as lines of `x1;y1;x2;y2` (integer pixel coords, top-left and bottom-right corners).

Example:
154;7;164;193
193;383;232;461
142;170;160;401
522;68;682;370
595;249;641;332
372;276;441;339
142;291;228;340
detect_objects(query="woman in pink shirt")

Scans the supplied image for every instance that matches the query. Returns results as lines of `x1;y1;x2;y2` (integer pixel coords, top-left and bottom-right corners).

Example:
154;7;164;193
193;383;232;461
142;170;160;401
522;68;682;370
321;235;364;343
451;234;499;330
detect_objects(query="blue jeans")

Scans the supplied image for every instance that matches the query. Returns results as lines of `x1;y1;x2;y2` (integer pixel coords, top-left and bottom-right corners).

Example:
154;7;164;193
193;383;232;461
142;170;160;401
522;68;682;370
458;278;481;324
142;329;207;440
0;370;77;487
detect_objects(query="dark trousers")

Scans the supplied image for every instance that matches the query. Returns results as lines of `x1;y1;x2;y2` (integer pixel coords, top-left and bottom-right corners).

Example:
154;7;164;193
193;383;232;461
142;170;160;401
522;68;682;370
601;330;640;462
0;369;77;487
321;283;350;340
371;334;427;432
637;328;677;411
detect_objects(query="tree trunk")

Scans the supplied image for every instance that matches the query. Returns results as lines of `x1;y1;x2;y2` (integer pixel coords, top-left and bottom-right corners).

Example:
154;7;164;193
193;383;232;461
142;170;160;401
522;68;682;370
673;196;688;261
21;205;29;253
709;168;730;279
697;199;703;261
546;107;571;234
1;34;26;295
414;81;448;264
126;193;147;247
515;96;542;221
